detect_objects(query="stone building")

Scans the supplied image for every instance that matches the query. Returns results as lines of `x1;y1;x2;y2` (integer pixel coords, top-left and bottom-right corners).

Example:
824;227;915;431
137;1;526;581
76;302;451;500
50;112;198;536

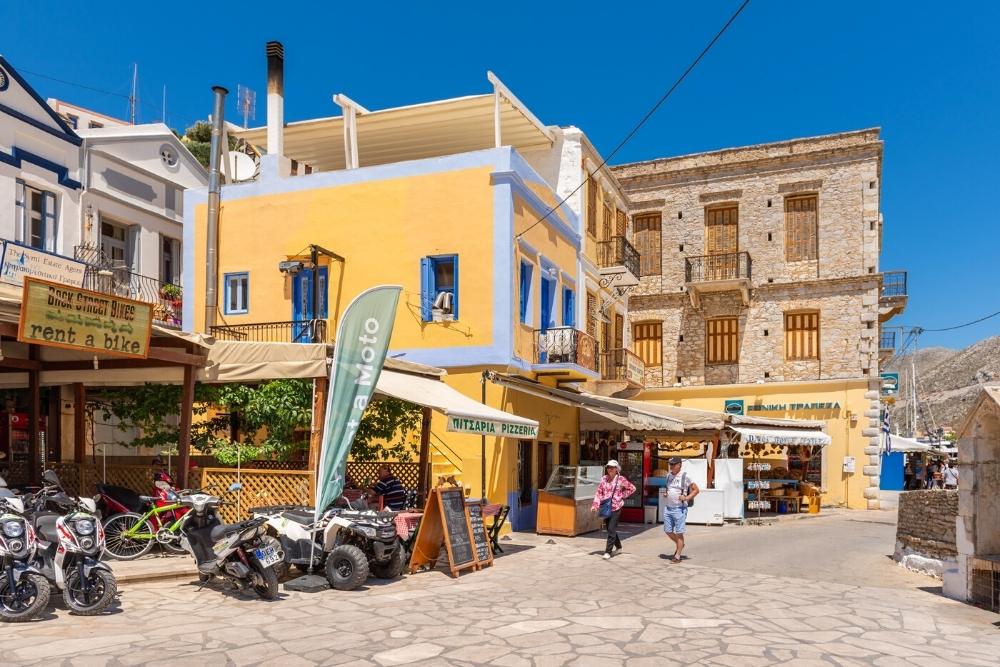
610;129;908;509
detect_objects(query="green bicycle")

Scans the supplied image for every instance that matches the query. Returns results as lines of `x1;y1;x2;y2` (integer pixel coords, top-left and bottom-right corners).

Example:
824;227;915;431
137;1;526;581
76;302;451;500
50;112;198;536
100;490;193;560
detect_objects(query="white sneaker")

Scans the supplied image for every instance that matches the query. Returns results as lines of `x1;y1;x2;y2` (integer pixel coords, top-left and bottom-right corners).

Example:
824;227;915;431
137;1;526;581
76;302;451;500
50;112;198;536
602;553;612;560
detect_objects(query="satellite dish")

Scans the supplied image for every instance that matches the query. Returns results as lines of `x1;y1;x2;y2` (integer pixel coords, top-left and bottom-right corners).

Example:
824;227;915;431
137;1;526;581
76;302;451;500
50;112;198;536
227;151;258;182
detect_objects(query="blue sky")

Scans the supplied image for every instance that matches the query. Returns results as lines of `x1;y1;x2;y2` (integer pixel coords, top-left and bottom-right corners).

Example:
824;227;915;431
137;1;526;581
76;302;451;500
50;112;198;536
4;1;997;349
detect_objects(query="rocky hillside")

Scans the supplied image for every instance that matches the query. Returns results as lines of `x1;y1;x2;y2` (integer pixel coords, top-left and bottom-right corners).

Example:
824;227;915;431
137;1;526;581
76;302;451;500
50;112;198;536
886;336;1000;433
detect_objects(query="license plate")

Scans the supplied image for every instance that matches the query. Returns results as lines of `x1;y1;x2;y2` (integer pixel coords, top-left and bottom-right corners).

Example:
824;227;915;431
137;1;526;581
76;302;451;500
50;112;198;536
253;545;281;568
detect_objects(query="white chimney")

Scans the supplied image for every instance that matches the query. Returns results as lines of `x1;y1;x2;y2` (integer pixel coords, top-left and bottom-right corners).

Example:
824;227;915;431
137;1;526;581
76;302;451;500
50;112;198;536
266;41;284;158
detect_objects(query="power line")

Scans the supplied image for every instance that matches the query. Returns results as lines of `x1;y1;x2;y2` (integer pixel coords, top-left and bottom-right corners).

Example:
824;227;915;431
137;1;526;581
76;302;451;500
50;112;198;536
515;0;751;240
919;308;1000;333
18;67;129;99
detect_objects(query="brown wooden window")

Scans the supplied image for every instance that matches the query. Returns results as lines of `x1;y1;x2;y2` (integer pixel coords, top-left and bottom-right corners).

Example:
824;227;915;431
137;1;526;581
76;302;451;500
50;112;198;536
785;311;820;360
615;208;627;236
602;203;613;241
586;176;597;236
633;321;662;368
706;317;739;365
785;195;818;261
586;292;598;340
633;213;662;276
705;206;738;255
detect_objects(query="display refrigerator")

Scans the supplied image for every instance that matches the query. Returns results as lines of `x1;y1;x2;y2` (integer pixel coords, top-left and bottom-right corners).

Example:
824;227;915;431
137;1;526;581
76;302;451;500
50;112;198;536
0;413;46;466
615;440;647;523
536;465;605;536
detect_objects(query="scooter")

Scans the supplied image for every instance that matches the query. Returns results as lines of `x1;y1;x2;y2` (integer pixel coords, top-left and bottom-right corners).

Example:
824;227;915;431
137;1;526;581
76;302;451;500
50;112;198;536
176;485;283;600
252;501;405;591
0;477;50;622
24;470;117;616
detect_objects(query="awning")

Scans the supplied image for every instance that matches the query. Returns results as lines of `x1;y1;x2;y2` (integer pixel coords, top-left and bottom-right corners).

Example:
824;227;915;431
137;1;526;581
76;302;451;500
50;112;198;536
884;435;931;453
730;425;831;448
198;340;327;383
375;369;539;438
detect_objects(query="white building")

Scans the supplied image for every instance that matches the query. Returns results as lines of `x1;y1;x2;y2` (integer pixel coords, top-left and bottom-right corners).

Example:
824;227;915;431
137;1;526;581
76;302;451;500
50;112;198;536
47;98;128;131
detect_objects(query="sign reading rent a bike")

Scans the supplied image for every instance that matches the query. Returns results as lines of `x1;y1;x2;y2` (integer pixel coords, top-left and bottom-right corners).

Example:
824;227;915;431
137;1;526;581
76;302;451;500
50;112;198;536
18;277;153;358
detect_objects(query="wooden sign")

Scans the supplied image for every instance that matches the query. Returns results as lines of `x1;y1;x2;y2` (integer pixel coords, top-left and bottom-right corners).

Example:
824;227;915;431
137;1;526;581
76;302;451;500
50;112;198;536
467;501;493;568
18;278;152;358
408;486;491;578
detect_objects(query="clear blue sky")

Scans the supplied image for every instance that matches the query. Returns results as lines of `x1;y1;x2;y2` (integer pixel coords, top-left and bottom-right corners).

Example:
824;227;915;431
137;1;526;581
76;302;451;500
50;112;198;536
4;1;997;349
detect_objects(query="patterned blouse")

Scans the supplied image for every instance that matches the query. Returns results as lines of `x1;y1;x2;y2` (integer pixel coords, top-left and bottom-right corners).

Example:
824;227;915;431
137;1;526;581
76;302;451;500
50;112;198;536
590;474;637;513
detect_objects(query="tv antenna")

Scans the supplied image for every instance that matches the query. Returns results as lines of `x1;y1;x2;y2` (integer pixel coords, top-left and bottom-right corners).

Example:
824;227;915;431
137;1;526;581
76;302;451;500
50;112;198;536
236;84;256;129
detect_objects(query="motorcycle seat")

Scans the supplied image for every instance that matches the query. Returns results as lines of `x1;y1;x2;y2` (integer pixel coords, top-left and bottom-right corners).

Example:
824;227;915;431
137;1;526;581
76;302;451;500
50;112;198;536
96;484;145;513
209;517;264;542
280;509;315;526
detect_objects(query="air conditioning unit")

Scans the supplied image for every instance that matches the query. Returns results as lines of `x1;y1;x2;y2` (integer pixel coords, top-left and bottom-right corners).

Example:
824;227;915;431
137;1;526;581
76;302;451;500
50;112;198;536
431;291;454;322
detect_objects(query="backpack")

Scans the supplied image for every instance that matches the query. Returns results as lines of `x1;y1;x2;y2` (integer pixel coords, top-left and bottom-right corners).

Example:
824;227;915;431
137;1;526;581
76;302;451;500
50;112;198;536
668;471;694;507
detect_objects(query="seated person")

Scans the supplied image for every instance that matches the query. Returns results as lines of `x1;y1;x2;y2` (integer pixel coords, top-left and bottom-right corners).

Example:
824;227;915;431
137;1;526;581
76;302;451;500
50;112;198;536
368;464;407;511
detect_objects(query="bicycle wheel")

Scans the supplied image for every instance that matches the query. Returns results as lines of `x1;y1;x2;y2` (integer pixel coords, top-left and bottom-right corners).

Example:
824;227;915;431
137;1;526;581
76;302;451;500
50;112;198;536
103;513;155;560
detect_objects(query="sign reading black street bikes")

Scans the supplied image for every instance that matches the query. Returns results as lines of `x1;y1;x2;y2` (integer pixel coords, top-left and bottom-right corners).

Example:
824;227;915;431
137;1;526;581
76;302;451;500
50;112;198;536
18;277;153;358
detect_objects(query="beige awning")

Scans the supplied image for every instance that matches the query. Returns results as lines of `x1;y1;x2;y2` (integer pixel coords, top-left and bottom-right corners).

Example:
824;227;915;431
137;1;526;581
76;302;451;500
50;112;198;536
730;425;831;448
376;369;538;437
198;340;327;383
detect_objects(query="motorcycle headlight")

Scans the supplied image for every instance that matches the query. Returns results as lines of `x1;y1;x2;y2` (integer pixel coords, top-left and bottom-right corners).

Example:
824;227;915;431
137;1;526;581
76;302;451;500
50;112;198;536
358;526;376;539
240;527;259;542
75;519;96;536
2;520;24;538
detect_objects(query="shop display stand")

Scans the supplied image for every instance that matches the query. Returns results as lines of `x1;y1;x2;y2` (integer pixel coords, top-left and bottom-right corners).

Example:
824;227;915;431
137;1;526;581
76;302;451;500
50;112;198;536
745;445;772;526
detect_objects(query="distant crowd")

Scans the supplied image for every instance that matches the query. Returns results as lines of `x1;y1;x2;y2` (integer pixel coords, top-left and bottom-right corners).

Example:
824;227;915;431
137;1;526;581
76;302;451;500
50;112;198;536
904;456;958;490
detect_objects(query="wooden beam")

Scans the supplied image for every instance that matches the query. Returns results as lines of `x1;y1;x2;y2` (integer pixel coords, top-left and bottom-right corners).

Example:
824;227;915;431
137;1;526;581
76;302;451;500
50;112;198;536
177;364;196;489
308;376;329;499
0;322;19;338
42;358;183;372
74;383;86;464
417;406;432;504
0;357;42;371
28;346;40;484
146;346;207;366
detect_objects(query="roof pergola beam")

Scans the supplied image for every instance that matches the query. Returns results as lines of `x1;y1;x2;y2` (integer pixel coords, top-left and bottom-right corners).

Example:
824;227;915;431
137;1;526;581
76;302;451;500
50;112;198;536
487;71;554;144
334;93;368;170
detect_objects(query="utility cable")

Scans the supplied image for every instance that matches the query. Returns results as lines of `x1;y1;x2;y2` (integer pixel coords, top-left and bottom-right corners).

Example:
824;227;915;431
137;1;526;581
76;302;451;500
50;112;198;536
918;308;1000;333
514;0;751;240
19;68;130;99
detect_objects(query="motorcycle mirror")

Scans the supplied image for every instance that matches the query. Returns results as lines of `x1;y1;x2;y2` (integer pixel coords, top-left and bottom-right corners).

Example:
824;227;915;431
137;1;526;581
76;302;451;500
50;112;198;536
228;482;243;492
42;469;61;486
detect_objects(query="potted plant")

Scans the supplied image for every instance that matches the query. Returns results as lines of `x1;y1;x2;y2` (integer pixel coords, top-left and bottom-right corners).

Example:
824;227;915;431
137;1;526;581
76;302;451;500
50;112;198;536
160;283;182;301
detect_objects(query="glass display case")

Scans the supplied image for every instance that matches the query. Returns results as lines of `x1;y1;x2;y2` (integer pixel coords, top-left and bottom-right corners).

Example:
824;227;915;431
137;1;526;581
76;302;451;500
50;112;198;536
537;465;605;536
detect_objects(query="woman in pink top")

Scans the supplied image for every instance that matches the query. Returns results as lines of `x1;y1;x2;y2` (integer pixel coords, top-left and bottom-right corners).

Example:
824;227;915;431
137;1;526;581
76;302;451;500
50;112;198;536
590;459;636;559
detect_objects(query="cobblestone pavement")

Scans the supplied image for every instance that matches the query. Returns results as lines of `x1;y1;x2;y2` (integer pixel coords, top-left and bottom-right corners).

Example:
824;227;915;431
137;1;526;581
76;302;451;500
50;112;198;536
6;520;1000;667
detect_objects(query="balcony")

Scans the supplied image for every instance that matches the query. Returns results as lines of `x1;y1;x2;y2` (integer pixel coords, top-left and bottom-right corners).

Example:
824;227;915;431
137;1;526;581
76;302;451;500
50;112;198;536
879;329;896;362
210;320;328;343
74;244;182;328
879;271;908;322
533;327;599;377
684;251;752;308
600;348;645;388
597;236;640;287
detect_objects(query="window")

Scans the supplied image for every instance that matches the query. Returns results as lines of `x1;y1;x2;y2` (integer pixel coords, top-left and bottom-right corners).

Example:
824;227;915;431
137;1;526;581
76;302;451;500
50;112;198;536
223;273;249;315
558;442;570;466
160;235;181;285
634;213;662;276
519;260;533;324
15;180;57;251
66;114;79;129
420;255;459;322
706;317;739;364
537;441;551;491
100;219;131;267
785;195;818;261
785;311;820;360
602;203;613;241
517;440;533;506
586;292;598;340
615;208;627;236
633;322;662;368
705;206;738;255
539;273;556;330
88;121;103;129
562;286;575;327
586;176;597;236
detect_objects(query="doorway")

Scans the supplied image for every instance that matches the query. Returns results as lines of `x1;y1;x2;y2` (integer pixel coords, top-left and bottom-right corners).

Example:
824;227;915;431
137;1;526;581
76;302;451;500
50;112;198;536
292;267;328;342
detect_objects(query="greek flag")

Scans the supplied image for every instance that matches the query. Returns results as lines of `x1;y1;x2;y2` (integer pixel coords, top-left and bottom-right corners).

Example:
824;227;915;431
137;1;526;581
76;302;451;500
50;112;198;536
882;409;892;453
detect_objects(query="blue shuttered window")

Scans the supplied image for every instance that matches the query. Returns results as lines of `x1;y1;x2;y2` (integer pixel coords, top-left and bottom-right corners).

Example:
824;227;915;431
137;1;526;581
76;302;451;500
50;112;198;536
420;255;459;322
562;287;575;327
519;260;533;325
223;272;249;315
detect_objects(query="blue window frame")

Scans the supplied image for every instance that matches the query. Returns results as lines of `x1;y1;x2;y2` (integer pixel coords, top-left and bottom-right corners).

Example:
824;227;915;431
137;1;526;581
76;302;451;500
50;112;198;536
420;255;459;322
519;260;533;325
540;274;556;331
562;286;575;327
223;272;249;315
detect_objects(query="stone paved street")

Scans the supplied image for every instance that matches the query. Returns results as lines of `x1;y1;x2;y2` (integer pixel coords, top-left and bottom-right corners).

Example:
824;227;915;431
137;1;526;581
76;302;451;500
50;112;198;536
5;512;1000;667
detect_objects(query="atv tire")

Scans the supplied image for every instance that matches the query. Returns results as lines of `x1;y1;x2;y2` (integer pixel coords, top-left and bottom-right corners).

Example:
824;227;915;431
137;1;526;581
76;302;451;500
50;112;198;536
324;544;368;591
370;542;407;579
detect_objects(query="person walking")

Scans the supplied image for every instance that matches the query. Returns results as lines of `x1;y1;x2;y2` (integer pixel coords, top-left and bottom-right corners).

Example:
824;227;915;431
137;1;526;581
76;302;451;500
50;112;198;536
590;460;636;560
663;457;699;564
913;458;925;490
942;461;959;490
925;460;938;489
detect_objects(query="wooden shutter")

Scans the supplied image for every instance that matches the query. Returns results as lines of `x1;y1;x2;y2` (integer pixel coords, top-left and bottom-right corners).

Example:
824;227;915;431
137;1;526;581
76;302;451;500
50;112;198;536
586;177;597;236
633;322;662;368
705;206;738;255
784;311;820;360
586;292;598;339
602;203;613;241
615;208;627;236
706;317;738;364
634;214;662;276
785;195;818;261
614;314;624;350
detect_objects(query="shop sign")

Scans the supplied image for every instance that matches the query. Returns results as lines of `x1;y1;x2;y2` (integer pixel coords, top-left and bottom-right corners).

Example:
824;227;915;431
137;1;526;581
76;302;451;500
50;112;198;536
746;462;771;471
17;277;152;358
0;241;86;288
724;399;745;415
447;416;538;438
744;401;840;413
880;372;899;396
747;500;771;510
625;354;645;385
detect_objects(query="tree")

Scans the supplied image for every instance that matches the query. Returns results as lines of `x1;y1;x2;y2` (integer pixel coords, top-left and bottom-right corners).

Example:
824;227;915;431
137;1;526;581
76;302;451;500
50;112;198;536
182;121;237;169
349;398;422;462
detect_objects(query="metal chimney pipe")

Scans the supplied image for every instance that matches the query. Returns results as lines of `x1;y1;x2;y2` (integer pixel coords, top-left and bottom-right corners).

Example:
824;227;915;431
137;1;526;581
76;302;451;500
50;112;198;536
266;41;284;157
204;85;228;332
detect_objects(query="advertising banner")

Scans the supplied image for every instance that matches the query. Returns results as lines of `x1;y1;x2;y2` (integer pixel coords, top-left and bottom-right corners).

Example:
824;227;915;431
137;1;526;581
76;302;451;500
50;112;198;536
0;241;86;288
446;415;538;438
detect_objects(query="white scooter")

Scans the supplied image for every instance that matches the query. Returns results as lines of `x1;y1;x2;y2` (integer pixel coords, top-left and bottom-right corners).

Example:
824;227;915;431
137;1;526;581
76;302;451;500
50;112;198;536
0;476;50;622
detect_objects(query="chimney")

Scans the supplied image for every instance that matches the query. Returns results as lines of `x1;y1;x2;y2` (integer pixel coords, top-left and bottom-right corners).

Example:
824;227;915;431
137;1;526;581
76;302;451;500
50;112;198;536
266;41;284;157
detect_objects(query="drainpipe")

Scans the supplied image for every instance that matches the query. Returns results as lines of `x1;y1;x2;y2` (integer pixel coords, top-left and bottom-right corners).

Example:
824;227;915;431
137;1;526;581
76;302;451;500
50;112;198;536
204;85;228;332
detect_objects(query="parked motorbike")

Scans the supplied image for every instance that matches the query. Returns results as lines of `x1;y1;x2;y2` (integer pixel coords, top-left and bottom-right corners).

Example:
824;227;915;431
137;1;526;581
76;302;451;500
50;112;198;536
252;502;405;591
24;470;117;616
176;485;283;600
96;473;189;559
0;476;50;622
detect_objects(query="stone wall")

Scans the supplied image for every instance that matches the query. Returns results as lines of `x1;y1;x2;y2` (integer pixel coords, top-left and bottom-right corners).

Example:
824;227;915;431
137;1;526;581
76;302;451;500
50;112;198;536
896;490;958;561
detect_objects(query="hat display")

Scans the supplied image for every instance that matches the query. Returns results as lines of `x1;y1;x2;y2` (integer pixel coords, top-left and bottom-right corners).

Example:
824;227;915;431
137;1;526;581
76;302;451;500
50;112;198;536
606;459;620;469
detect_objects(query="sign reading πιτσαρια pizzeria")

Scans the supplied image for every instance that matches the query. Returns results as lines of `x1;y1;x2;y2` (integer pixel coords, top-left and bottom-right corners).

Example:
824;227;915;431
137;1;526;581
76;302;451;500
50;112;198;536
17;277;153;358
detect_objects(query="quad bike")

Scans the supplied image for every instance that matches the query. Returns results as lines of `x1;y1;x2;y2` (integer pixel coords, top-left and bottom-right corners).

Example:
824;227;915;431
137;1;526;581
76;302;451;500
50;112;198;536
252;503;405;591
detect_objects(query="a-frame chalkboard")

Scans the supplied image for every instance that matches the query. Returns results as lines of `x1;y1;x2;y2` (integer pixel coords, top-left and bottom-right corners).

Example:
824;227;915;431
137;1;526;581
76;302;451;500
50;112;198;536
408;486;491;577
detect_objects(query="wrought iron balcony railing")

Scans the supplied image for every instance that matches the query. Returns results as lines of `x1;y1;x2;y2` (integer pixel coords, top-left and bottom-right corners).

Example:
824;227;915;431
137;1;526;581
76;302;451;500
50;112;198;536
533;327;599;373
597;236;640;279
600;348;645;386
74;244;182;328
685;251;752;283
881;271;907;299
210;320;328;343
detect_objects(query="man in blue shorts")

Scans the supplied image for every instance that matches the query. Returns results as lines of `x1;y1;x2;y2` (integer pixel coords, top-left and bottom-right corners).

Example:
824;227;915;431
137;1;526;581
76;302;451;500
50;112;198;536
663;457;699;563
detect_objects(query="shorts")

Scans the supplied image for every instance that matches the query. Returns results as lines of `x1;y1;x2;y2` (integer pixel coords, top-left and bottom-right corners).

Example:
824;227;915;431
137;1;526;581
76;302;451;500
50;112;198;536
663;505;687;534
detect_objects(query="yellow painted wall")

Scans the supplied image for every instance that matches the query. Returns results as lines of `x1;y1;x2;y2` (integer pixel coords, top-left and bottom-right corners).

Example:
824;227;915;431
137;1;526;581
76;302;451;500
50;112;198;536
639;378;872;509
192;167;496;350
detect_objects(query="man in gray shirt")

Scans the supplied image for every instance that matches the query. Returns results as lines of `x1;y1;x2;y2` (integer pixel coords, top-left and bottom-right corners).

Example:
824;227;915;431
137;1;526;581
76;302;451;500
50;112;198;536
662;457;699;563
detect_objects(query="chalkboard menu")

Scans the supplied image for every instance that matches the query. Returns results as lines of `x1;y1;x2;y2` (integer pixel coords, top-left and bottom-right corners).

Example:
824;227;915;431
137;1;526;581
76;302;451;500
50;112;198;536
467;502;493;566
439;488;474;568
